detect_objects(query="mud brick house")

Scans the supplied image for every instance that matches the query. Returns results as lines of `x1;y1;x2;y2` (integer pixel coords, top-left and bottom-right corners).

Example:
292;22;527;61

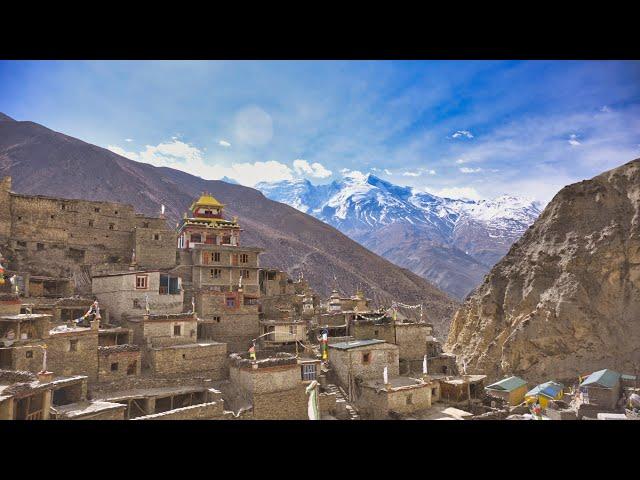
176;194;263;353
125;312;227;380
21;297;110;324
0;176;176;294
328;339;400;402
0;313;51;371
359;376;433;419
438;374;487;404
227;351;309;420
92;270;183;324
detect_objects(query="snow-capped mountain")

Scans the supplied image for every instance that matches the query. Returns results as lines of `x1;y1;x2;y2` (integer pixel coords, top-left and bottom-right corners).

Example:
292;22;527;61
256;173;543;299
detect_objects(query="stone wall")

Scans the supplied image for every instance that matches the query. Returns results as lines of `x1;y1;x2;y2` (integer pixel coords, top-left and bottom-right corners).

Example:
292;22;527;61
0;179;176;285
351;322;395;344
395;323;429;362
252;384;308;420
359;384;431;419
148;342;227;379
132;401;225;420
97;346;141;382
46;330;99;381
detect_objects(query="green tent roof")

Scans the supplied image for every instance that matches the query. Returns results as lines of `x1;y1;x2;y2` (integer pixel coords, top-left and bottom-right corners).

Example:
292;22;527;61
486;376;527;392
580;369;621;389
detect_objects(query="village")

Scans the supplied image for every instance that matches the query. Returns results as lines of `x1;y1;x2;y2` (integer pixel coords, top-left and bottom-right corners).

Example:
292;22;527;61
0;175;638;421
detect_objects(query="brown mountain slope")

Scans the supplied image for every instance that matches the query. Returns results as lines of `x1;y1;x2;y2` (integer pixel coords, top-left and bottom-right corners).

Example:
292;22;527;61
0;114;458;334
445;158;640;383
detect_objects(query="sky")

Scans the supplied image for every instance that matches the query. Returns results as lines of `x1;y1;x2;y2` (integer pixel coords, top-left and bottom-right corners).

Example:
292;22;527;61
1;60;639;203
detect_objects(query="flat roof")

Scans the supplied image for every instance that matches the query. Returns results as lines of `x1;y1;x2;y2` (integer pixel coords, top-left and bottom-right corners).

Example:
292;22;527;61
328;339;387;350
92;270;162;278
363;376;426;392
54;400;126;418
0;313;51;322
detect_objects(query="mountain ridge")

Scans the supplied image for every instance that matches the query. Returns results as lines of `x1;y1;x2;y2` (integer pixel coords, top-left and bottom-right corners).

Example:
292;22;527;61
256;173;542;298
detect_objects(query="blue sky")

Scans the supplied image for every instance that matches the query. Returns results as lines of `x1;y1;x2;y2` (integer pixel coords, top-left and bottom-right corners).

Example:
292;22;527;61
1;60;638;202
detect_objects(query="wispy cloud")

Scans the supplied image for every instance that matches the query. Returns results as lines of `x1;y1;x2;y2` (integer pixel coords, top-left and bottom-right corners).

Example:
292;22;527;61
125;138;133;142
459;167;482;174
451;130;474;139
218;139;231;148
568;134;581;146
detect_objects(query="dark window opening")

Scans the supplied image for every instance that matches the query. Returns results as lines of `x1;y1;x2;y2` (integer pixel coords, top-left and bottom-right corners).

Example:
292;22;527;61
88;220;94;227
153;233;160;241
362;352;371;364
110;363;118;372
37;243;45;251
173;325;181;336
69;340;78;352
226;297;235;308
94;207;100;213
214;316;221;323
26;350;33;358
126;361;137;375
108;223;115;230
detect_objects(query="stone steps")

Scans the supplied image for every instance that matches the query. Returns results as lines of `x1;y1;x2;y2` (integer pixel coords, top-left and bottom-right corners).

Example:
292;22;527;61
325;383;360;420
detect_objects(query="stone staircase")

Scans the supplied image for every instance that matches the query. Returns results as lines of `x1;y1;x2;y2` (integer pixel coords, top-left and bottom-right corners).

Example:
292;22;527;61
324;383;360;420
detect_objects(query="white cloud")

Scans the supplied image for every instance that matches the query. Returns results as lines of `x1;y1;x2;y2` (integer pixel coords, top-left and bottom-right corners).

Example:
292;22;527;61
568;134;581;146
384;169;393;175
341;169;368;181
428;186;482;200
218;140;231;148
455;158;468;164
451;130;474;139
292;159;332;178
459;167;482;174
600;105;611;113
234;106;273;147
107;139;293;187
402;171;421;177
125;138;133;142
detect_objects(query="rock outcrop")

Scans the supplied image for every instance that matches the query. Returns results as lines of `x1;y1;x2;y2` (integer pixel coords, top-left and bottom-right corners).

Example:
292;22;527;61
445;158;640;383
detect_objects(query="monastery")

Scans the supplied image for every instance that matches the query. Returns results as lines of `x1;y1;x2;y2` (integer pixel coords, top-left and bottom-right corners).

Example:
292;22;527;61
1;176;637;420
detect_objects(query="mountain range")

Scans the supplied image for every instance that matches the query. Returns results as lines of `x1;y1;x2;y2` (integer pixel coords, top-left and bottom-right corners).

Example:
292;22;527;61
256;173;543;299
0;112;458;334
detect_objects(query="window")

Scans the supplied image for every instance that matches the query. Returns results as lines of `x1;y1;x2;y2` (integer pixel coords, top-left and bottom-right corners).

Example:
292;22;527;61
153;233;160;241
69;340;78;352
60;204;66;210
88;219;94;227
210;268;222;279
110;362;118;372
143;222;149;228
241;269;250;279
244;297;257;306
94;207;100;213
374;329;379;336
50;215;55;219
127;360;137;375
135;275;148;289
240;253;249;263
302;364;317;381
108;223;115;230
17;240;26;247
289;325;296;335
191;233;202;243
226;297;235;308
173;325;181;336
25;350;33;358
133;299;141;309
432;388;437;397
214;316;221;323
37;243;45;251
214;252;221;262
114;210;118;215
406;394;413;405
362;352;371;364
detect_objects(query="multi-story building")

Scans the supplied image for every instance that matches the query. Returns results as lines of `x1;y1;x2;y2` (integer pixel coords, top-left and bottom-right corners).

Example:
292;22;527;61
176;193;263;352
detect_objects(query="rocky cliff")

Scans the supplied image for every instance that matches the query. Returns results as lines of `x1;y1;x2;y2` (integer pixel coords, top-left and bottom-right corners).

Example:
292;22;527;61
445;158;640;383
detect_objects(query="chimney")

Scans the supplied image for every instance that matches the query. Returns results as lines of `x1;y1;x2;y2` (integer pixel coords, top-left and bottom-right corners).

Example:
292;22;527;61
37;371;54;383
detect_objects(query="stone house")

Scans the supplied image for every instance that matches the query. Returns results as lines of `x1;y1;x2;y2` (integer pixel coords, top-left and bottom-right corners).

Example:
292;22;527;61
328;339;400;402
228;351;308;419
0;176;176;294
92;270;184;324
359;376;433;419
125;312;227;380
